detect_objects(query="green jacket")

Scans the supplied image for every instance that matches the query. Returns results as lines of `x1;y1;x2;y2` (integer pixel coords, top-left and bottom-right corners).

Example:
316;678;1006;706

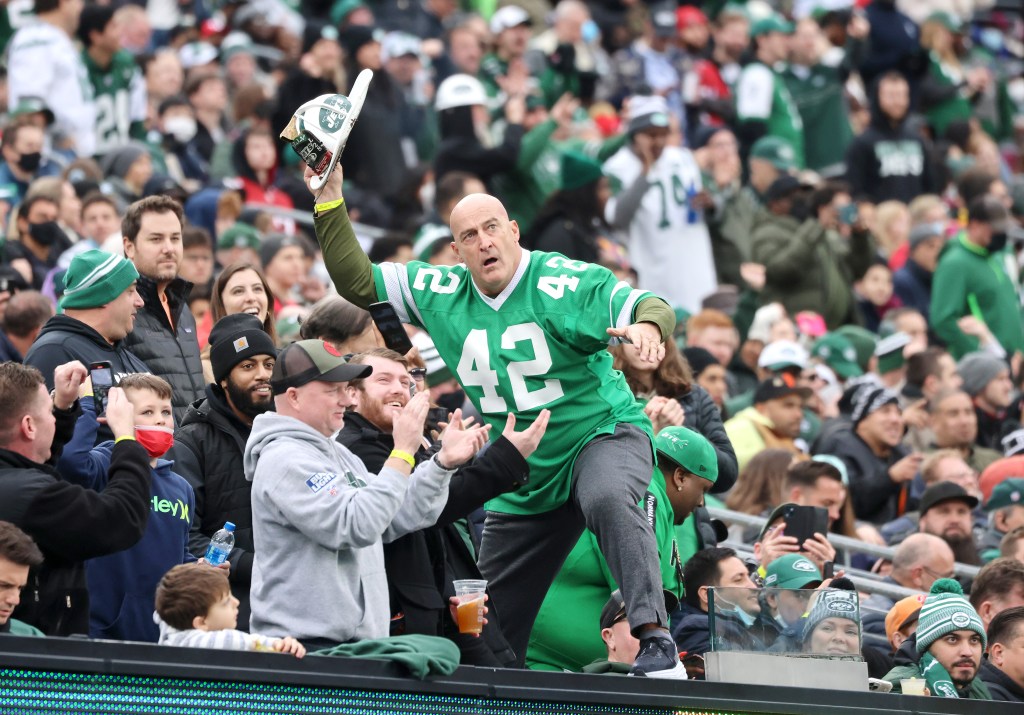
705;182;759;286
931;233;1024;359
751;211;874;330
782;62;854;175
2;618;44;637
492;120;627;234
526;468;685;672
922;53;973;138
883;663;992;700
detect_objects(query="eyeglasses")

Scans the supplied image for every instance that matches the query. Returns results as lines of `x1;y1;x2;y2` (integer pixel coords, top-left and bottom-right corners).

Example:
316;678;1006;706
409;367;427;380
922;564;956;581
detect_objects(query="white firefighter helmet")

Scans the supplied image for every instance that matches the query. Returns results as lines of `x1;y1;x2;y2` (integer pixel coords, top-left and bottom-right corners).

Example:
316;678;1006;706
286;69;373;197
434;74;487;112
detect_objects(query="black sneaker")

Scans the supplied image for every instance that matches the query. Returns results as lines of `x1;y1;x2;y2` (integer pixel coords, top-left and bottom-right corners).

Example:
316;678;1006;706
629;633;688;679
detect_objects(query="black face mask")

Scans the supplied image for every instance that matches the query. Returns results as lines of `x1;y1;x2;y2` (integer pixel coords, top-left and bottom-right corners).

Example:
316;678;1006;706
28;220;66;247
17;151;41;173
435;390;466;413
989;231;1008;253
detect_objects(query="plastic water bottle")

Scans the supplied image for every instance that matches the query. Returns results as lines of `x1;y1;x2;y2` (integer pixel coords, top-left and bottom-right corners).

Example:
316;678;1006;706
205;522;235;566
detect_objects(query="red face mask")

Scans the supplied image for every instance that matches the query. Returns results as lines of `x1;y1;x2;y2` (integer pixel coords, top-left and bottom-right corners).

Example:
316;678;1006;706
135;425;174;458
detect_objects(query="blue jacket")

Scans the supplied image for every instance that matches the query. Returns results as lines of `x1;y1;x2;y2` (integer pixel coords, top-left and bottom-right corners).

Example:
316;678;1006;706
892;259;932;321
0;158;61;203
57;397;195;642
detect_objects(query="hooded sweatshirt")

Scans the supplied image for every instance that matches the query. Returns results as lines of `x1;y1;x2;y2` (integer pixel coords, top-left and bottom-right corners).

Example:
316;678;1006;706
25;314;151;390
244;411;452;644
845;78;935;204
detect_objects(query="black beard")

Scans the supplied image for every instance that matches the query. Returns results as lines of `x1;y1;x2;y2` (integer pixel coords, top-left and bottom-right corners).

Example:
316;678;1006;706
225;379;273;421
944;534;982;566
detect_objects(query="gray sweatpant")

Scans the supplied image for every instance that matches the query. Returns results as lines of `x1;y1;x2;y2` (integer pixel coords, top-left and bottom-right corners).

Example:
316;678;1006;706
476;423;666;667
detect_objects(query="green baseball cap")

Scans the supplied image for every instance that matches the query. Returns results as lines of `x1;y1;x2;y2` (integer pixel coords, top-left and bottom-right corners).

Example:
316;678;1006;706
750;136;797;172
270;339;372;394
217;222;262;251
874;331;912;374
986;478;1024;512
763;553;822;590
11;96;55;124
925;11;962;33
751;14;794;37
811;333;863;380
655;426;718;485
833;325;877;372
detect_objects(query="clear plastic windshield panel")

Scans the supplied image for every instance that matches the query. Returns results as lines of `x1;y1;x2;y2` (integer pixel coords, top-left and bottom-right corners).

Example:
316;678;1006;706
707;588;863;658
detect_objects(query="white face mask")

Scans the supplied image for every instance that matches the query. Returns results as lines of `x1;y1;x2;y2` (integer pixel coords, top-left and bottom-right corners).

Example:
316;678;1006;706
164;116;197;143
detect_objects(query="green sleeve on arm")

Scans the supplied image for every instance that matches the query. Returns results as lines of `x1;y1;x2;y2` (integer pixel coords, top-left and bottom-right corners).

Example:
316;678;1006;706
517;119;558;171
635;297;675;342
595;133;629;162
313;203;378;309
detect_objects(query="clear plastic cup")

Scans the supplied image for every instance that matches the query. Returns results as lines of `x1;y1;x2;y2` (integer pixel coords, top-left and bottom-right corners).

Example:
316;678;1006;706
901;678;927;696
453;579;487;635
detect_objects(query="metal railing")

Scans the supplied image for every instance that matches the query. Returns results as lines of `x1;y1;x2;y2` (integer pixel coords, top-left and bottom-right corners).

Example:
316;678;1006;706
244;203;390;239
708;507;981;581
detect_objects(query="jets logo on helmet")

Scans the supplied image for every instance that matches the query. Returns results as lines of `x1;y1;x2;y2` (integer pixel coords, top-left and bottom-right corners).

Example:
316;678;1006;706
318;95;352;134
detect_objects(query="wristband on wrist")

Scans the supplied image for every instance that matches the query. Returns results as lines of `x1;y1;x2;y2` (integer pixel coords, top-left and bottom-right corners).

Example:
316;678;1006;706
114;435;136;444
314;198;345;215
433;453;456;471
389;449;415;468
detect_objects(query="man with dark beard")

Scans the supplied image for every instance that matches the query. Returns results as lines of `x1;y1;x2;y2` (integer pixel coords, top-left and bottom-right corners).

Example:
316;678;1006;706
169;314;277;630
918;482;982;566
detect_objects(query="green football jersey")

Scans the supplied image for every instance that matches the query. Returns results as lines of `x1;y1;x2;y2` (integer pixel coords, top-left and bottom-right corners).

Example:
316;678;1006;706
83;49;147;156
373;249;657;514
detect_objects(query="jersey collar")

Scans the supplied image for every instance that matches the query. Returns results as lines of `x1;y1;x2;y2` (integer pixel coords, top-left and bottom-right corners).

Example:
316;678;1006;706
471;248;530;311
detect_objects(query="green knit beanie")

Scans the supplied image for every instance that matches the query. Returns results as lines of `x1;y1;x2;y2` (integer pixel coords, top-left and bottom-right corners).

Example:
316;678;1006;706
560;151;604;192
915;578;987;654
61;250;140;311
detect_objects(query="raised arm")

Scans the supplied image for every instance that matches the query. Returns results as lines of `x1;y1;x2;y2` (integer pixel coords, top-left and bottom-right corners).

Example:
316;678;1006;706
307;165;378;310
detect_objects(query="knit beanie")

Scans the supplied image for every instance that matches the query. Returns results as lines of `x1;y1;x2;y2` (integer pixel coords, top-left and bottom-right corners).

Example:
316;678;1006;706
915;578;987;654
209;313;278;383
61;249;140;311
560;151;603;192
682;346;718;377
100;141;150;179
957;352;1007;398
802;582;860;641
850;386;899;427
338;24;381;60
259;234;307;270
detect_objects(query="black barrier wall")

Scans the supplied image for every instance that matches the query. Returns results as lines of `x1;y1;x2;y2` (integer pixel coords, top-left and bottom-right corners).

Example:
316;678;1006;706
0;636;1018;715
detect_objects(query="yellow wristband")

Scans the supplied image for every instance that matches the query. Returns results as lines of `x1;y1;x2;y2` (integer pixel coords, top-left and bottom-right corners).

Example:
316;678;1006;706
314;198;345;215
757;564;767;580
114;435;136;444
389;449;415;468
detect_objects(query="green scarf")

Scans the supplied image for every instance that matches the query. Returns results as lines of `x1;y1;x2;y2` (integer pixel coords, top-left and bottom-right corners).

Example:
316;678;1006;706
920;651;959;698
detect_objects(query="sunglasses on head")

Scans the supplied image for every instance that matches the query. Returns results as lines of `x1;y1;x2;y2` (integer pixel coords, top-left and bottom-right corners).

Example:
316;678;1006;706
409;367;427;379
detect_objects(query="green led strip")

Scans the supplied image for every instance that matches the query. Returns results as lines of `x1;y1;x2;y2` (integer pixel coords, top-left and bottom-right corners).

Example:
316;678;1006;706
0;669;770;715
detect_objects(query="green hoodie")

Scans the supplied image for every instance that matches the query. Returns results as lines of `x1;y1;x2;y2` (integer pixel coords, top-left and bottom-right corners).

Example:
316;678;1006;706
931;233;1024;359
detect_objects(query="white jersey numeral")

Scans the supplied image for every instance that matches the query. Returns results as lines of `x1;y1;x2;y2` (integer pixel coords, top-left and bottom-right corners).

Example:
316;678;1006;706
537;275;579;299
456;323;564;413
413;267;461;294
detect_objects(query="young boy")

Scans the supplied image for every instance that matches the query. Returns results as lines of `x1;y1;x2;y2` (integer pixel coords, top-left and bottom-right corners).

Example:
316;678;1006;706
57;373;195;642
155;564;305;657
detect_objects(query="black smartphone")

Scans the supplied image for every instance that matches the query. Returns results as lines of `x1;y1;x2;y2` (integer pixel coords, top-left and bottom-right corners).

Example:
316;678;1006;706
781;505;829;550
368;302;414;355
822;561;834;580
89;361;114;417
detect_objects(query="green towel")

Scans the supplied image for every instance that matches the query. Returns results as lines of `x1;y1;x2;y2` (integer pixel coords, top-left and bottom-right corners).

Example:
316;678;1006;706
311;634;461;679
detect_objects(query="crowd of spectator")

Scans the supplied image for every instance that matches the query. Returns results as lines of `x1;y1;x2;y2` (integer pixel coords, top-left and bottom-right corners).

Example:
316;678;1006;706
0;0;1024;702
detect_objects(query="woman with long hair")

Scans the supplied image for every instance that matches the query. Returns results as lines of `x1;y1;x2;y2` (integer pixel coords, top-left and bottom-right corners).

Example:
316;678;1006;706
201;262;278;382
611;338;737;492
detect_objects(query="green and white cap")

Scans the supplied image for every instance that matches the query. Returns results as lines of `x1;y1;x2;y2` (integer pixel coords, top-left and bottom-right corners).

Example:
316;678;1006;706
655;426;718;484
764;554;822;590
915;578;987;654
270;339;372;394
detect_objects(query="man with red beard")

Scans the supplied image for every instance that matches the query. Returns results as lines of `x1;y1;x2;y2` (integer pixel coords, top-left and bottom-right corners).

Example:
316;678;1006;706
917;482;982;565
170;313;277;631
337;347;547;665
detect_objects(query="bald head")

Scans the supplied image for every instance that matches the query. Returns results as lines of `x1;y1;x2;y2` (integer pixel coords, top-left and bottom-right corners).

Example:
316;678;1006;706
892;533;955;590
448;193;522;297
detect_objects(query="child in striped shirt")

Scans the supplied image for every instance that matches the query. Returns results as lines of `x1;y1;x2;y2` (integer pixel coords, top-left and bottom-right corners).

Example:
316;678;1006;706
155;564;305;657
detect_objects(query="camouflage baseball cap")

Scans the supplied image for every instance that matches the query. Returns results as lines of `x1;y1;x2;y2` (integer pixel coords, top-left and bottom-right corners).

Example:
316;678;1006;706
270;339;371;394
763;554;822;590
655;426;718;484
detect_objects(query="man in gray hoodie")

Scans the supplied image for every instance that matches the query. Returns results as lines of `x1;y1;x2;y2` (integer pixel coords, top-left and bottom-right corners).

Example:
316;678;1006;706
244;339;490;650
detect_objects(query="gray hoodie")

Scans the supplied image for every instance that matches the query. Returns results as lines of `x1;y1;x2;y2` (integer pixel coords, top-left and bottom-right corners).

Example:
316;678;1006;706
244;412;452;643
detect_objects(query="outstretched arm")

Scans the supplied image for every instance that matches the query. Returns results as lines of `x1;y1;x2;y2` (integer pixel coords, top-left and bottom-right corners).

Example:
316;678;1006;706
306;165;378;309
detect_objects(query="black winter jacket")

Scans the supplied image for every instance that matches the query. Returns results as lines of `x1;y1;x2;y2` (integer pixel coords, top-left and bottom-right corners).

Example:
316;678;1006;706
337;411;527;666
0;403;152;636
168;384;256;628
814;423;911;524
981;659;1024;702
121;275;205;424
678;384;738;494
